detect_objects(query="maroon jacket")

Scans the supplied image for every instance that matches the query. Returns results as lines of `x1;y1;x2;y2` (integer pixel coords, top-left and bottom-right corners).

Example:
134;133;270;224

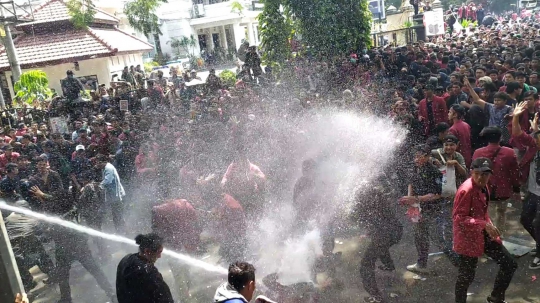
418;96;448;136
453;178;501;257
472;144;519;199
152;199;201;252
449;120;472;167
511;132;538;184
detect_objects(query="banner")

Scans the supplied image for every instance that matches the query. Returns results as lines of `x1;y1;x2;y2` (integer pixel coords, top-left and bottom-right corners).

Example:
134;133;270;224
424;11;445;36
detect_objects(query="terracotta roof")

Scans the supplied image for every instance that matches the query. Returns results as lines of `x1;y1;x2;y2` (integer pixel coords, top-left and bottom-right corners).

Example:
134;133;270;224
0;29;113;70
17;0;119;28
90;27;154;54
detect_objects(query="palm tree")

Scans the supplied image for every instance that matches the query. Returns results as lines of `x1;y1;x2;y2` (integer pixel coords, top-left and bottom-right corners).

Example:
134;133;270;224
179;35;197;56
14;70;52;106
167;37;182;56
124;0;167;63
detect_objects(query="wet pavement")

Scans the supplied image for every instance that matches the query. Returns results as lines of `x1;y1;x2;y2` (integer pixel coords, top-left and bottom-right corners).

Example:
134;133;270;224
24;197;540;303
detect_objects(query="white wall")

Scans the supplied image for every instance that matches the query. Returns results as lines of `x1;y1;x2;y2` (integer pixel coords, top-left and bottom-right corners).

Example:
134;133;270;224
5;53;144;99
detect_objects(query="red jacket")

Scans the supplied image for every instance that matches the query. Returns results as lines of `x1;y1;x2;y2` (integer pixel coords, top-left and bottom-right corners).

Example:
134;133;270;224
151;199;200;252
472;144;519;199
418;96;448;136
449;120;472;167
511;132;538;184
453;178;501;257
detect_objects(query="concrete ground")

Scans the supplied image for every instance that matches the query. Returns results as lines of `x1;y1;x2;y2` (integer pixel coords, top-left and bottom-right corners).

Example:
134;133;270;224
24;195;540;303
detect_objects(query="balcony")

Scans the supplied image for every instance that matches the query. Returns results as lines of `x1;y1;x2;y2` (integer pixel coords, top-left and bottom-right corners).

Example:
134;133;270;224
190;0;263;19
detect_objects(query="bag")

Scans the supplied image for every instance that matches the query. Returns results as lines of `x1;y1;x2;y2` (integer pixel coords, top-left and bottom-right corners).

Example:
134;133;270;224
488;147;502;200
58;156;72;175
437;149;457;197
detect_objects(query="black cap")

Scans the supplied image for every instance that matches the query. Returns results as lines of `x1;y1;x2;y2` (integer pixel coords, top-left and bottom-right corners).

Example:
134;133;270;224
471;157;493;172
443;134;459;144
413;144;431;155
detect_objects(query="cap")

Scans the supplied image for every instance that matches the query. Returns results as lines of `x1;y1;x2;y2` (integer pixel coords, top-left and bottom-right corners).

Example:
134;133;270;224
2;145;13;151
413;144;431;155
76;145;85;151
443;134;459;144
471;157;493;173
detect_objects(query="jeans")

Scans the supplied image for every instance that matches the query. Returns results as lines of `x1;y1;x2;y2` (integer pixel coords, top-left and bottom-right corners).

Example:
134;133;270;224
489;200;508;235
414;204;459;267
360;224;403;297
455;232;517;303
13;236;55;290
521;192;540;251
53;231;115;301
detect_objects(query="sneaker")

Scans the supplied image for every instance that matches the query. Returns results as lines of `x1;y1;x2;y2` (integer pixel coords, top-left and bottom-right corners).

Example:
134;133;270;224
486;296;507;303
364;297;383;303
406;263;429;274
530;257;540;269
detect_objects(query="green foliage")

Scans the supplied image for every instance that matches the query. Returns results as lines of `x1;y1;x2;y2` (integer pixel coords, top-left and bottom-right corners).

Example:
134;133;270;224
403;20;413;28
230;0;244;15
124;0;167;36
258;0;292;66
219;70;237;88
144;61;159;72
285;0;372;56
67;0;96;29
14;70;52;106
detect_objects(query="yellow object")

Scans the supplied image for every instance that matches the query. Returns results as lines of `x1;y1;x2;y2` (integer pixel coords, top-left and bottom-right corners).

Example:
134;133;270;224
0;25;5;37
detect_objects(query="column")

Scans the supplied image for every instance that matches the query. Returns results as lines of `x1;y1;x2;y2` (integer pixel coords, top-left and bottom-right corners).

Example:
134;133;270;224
247;22;255;46
232;22;245;49
221;25;228;50
207;29;214;51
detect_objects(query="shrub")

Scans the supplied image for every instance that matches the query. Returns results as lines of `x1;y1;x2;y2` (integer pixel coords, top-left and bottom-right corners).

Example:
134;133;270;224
219;70;236;88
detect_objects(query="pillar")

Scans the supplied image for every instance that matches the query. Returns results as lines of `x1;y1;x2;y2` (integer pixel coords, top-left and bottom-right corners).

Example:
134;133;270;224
207;29;214;51
221;25;228;50
232;22;245;50
247;22;255;46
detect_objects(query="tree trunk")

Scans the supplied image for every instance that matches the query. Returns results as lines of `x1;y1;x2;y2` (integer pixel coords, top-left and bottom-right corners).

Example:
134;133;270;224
153;32;165;63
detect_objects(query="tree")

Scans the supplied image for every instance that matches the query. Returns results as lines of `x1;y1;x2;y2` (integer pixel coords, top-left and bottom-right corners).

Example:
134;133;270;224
285;0;372;56
230;0;244;15
179;35;197;56
258;0;292;66
167;37;182;56
14;70;52;106
124;0;167;63
67;0;96;29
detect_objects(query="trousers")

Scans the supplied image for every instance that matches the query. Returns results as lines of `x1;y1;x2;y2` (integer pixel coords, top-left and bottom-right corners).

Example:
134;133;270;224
521;192;540;251
455;232;517;303
414;204;460;267
360;224;403;298
52;231;114;301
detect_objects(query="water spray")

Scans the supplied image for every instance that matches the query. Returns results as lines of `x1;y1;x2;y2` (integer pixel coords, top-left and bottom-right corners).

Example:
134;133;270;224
0;202;228;275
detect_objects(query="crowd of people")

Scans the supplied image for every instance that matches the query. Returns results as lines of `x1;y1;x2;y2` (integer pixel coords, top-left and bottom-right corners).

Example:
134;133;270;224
3;5;540;303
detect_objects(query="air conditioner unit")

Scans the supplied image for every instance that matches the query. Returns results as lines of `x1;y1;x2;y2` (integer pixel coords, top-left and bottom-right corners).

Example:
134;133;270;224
197;3;205;16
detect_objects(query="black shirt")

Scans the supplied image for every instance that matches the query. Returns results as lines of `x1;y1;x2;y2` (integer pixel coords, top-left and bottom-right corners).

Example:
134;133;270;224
408;163;444;211
116;253;173;303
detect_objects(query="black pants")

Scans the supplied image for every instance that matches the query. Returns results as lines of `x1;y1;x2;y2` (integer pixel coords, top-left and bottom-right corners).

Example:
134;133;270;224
52;231;114;301
520;192;540;251
414;206;460;267
455;233;517;303
360;225;403;298
14;237;55;290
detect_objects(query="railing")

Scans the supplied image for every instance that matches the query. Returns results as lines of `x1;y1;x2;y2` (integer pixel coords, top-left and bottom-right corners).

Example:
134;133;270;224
189;0;263;19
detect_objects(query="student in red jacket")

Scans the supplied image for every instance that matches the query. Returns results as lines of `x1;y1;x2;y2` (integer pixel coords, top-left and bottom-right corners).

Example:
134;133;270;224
418;85;448;137
472;127;519;236
453;158;517;303
448;105;472;167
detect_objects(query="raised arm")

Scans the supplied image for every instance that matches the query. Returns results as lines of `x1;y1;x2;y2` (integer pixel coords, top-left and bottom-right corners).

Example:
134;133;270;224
512;101;528;137
463;77;486;109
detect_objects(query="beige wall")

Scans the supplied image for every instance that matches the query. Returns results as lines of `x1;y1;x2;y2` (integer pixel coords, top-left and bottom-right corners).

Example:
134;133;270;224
5;53;144;99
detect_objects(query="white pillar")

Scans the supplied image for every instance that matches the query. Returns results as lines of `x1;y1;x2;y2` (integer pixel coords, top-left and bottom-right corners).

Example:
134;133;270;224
207;30;214;51
232;22;244;49
221;25;228;50
247;22;255;45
